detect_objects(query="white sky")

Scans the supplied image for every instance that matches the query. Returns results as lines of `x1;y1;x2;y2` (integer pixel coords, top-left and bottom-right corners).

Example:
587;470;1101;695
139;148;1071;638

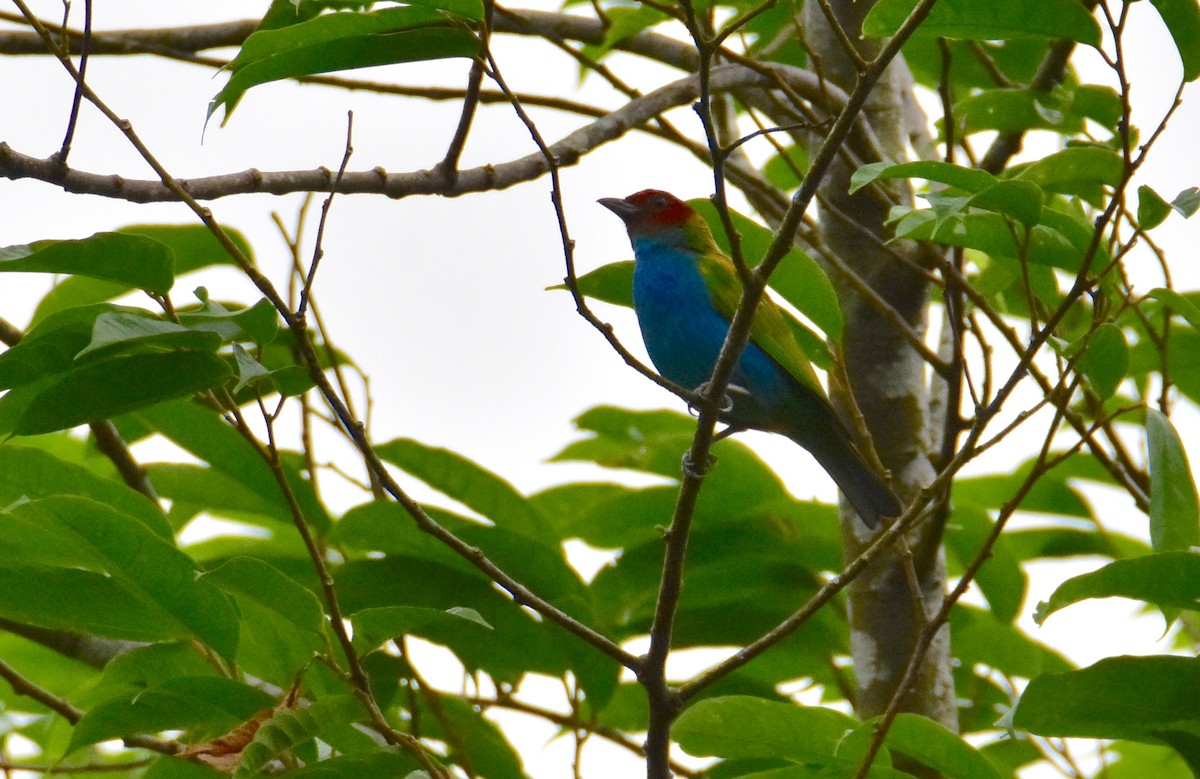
1;1;1198;776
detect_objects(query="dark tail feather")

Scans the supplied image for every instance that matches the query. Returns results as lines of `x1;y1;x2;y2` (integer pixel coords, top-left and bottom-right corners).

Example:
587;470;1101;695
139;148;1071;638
788;426;902;529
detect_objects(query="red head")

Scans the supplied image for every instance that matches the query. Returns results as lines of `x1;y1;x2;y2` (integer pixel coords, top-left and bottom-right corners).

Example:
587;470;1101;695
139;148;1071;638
598;189;697;235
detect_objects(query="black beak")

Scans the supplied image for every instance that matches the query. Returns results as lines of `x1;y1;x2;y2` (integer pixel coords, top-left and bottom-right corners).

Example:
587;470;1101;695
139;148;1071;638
597;196;636;222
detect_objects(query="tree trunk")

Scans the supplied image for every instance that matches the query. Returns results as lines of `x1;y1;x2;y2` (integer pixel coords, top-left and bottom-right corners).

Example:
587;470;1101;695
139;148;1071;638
802;0;958;733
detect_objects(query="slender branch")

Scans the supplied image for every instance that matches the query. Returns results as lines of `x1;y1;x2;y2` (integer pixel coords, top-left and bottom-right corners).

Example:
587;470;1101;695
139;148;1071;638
0;316;23;346
434;1;493;182
298;112;354;320
0;63;844;203
0;655;85;722
0;656;177;754
0;759;152;774
811;0;868;72
54;0;90;162
472;693;703;777
90;420;161;503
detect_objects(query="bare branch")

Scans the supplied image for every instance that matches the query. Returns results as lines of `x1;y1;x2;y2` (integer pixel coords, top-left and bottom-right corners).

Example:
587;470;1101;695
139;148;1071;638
0;63;848;203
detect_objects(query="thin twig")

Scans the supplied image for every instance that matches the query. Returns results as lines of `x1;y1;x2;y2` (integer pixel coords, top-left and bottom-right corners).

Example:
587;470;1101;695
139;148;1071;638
54;0;90;162
298;111;354;319
435;1;493;181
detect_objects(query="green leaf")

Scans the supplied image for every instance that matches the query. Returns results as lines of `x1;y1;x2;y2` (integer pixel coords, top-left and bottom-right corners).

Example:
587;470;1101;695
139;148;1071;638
554;261;633;307
1173;186;1200;217
71;676;274;752
236;695;365;778
178;297;280;346
335;501;591;622
674;696;896;773
894;209;1095;272
529;481;636;541
351;605;492;654
1034;552;1200;624
863;0;1101;46
968;179;1044;227
952;606;1072;680
127;399;332;532
1014;147;1125;193
955;86;1119;135
376;437;554;541
1077;323;1128;400
1013;655;1200;753
14;351;233;436
282;753;429;778
335;556;570;684
30;225;254;325
903;37;1048;93
851;160;996;195
1071;85;1126;130
0;232;175;294
599;5;669;50
762;145;809;190
0;303;121;390
211;7;479;123
1104;741;1195;779
945;505;1027;623
411;696;525;779
1139;185;1175;229
76;311;223;359
217;597;326;686
553;407;793;528
231;344;272;392
1006;526;1149;562
0;497;240;660
0;444;169;537
204;557;326;637
1147;409;1200;552
0;563;200;643
955;455;1095;518
886;713;1003;779
1151;0;1200;81
144;755;227;779
1147;288;1200;332
147;465;279;532
94;643;220;695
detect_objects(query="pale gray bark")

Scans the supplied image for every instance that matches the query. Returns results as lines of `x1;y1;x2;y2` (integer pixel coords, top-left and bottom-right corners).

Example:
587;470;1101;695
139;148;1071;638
802;0;958;734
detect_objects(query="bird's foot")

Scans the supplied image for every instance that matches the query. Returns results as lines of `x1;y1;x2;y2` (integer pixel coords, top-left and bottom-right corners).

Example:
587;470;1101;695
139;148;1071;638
681;449;717;478
687;381;751;416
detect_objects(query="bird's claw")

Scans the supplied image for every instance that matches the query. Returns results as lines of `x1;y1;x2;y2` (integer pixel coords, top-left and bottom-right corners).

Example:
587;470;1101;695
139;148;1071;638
682;449;717;478
688;381;750;416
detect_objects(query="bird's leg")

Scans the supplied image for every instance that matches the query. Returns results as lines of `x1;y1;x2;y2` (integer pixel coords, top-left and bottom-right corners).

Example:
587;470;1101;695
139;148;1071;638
681;382;753;476
711;425;746;443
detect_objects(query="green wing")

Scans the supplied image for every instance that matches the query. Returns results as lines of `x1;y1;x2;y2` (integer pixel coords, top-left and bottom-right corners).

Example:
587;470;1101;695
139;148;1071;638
694;248;828;400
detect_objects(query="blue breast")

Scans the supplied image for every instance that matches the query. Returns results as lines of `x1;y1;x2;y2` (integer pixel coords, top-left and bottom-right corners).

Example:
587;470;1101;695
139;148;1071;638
631;239;793;426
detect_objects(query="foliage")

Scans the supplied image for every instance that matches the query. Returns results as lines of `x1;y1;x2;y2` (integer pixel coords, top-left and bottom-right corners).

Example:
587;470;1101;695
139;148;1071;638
0;0;1198;777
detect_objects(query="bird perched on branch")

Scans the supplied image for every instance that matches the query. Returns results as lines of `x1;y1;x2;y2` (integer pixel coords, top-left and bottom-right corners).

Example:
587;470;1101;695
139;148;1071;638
599;189;901;529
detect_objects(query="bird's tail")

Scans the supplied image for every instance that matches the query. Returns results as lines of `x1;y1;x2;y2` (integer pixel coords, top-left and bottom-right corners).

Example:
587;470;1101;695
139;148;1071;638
790;424;902;529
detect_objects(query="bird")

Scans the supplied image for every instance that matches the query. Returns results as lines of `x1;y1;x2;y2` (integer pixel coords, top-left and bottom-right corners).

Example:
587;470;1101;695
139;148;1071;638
598;189;901;529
